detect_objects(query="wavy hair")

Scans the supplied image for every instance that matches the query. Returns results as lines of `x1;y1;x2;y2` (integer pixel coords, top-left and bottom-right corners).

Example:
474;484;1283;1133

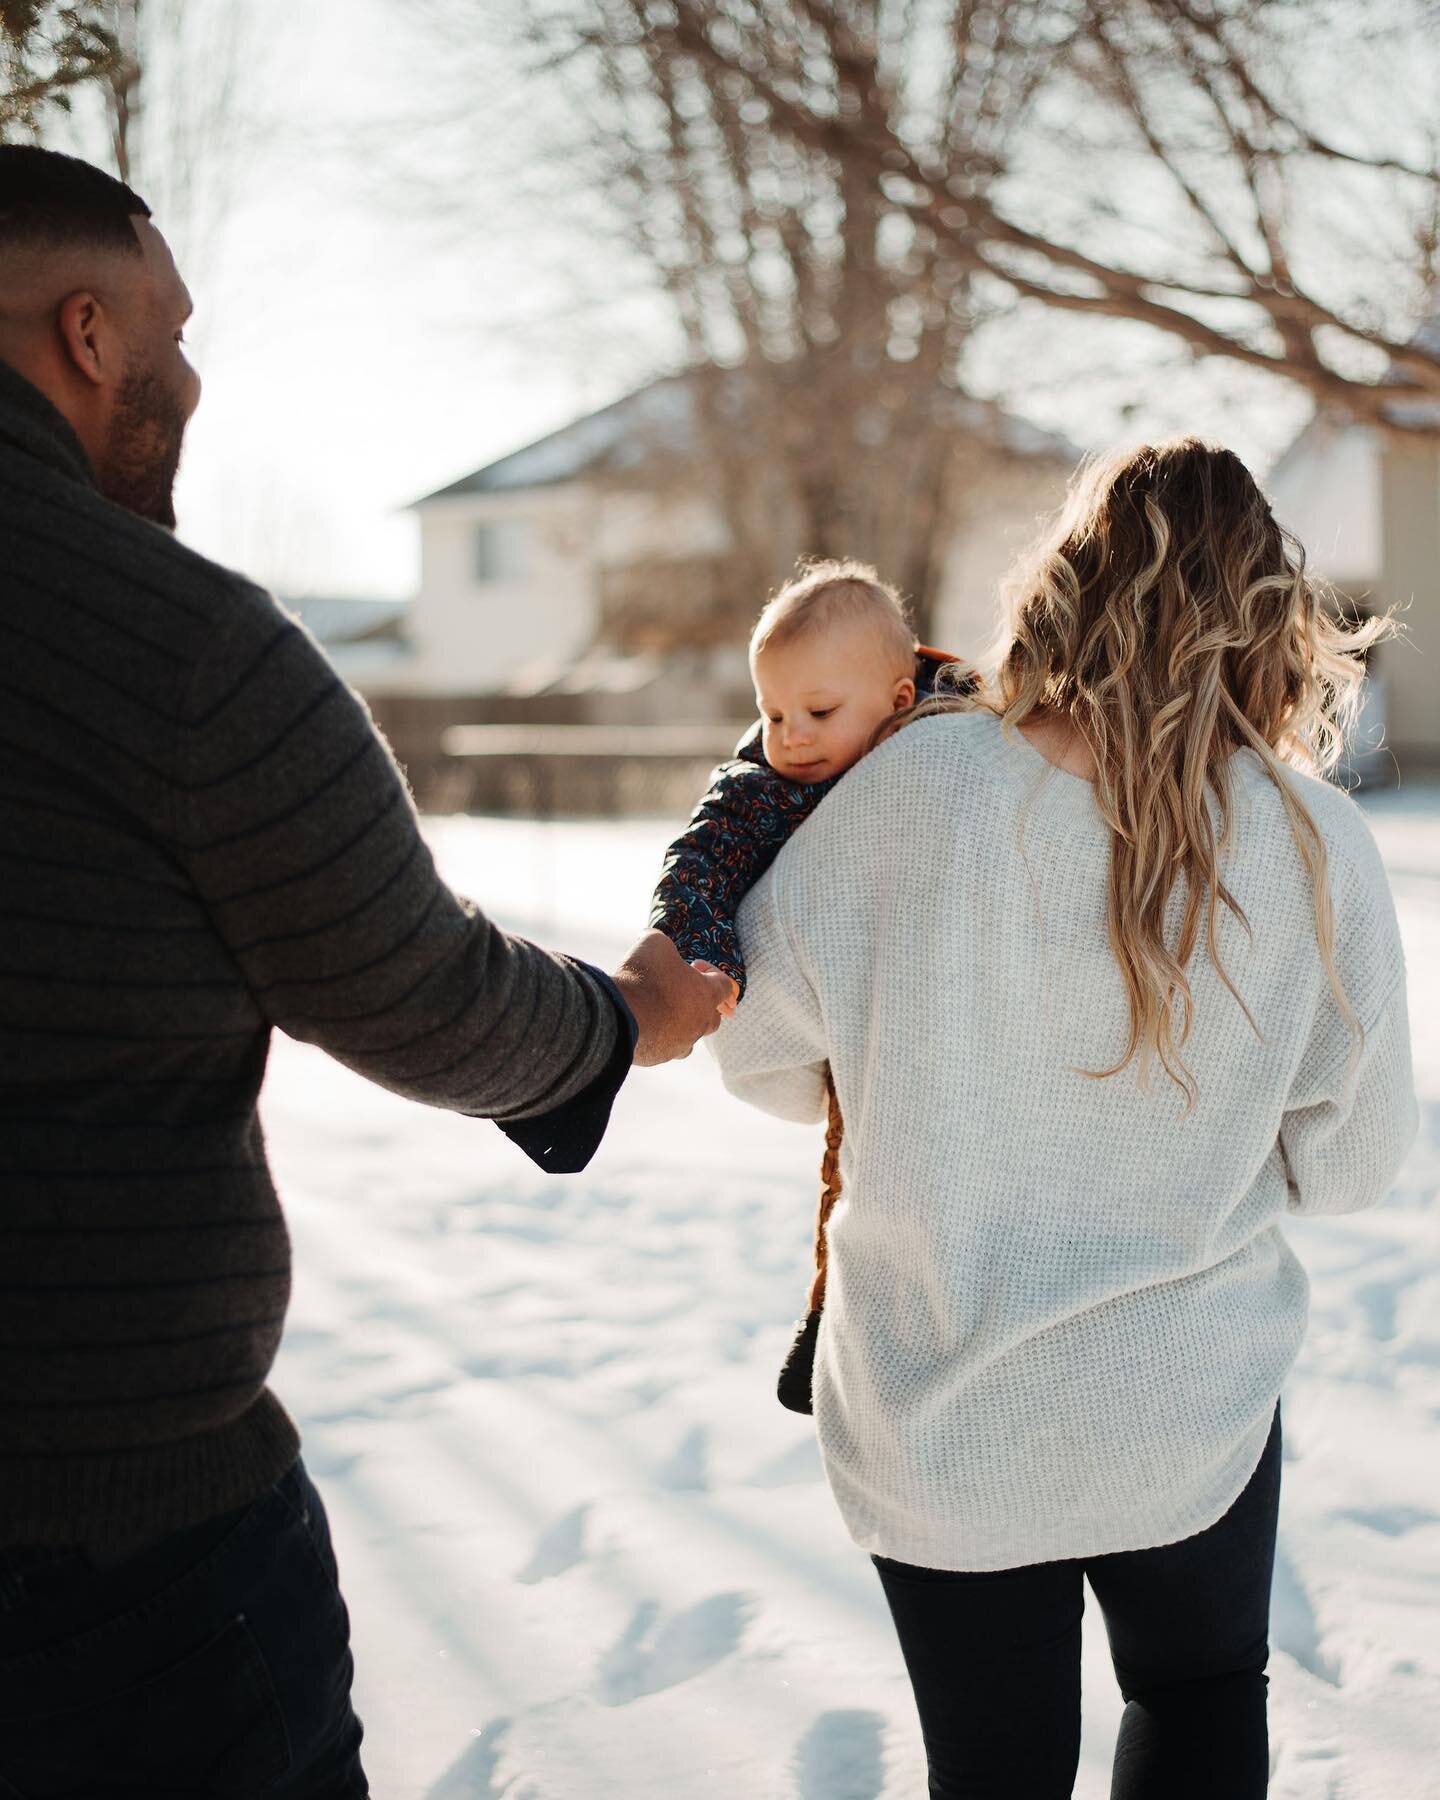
904;438;1394;1105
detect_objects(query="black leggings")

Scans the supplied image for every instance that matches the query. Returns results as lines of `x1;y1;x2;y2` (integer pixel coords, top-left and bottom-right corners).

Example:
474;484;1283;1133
873;1405;1281;1800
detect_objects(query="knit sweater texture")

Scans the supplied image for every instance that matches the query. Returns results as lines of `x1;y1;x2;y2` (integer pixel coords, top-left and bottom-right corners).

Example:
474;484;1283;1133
712;710;1418;1571
0;362;622;1547
649;649;965;992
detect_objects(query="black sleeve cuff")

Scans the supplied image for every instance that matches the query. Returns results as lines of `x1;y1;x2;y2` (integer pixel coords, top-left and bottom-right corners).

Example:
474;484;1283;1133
495;961;637;1174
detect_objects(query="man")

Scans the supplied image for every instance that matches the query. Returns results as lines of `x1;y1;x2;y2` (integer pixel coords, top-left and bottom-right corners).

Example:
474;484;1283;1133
0;145;730;1795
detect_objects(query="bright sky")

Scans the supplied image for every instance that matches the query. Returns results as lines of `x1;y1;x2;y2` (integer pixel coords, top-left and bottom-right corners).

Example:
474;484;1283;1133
130;0;657;601
40;0;1321;603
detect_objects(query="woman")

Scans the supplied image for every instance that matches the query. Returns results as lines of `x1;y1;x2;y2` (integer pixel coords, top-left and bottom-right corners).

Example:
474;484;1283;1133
711;439;1417;1798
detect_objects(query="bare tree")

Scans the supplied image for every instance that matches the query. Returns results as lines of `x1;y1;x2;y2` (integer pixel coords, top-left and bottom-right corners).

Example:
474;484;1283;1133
88;0;256;288
1;2;116;137
570;0;1439;432
482;0;1072;634
409;0;1435;645
4;0;263;328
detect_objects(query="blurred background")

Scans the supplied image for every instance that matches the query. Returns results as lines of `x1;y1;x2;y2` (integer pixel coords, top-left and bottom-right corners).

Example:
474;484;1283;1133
5;0;1438;812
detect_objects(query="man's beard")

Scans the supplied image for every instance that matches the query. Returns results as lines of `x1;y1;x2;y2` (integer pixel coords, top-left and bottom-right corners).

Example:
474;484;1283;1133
97;367;189;529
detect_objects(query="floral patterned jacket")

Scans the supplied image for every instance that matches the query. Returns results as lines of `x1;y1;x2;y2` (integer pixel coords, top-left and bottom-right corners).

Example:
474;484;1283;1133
648;648;968;991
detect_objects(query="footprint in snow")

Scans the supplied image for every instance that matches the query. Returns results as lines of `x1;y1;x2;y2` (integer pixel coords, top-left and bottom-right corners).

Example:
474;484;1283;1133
1350;1265;1430;1345
425;1717;511;1798
517;1503;589;1584
1271;1735;1345;1800
658;1424;709;1492
1270;1545;1341;1686
614;1369;676;1410
1352;1278;1401;1342
595;1592;752;1705
794;1710;887;1800
1338;1504;1440;1537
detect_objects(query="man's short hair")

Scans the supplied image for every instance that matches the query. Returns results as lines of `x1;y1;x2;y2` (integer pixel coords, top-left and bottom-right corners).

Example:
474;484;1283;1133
0;145;151;258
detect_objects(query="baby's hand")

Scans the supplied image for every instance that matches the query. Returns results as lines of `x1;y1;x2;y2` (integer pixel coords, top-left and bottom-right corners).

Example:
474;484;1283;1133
691;961;740;1018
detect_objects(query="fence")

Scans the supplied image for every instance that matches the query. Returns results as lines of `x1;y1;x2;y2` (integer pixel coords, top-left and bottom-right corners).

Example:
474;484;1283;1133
416;723;751;816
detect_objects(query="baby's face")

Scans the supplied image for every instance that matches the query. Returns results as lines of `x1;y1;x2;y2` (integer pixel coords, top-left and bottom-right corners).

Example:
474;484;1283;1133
753;620;916;784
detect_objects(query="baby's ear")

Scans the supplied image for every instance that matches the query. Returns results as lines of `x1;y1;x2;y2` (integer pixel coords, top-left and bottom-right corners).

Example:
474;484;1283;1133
893;674;917;709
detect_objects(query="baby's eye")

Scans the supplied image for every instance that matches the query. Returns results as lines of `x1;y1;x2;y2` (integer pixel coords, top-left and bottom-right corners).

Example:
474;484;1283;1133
765;714;782;724
812;707;837;719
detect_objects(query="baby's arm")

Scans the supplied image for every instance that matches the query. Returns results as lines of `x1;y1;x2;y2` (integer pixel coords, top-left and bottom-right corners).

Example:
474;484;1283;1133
649;758;836;996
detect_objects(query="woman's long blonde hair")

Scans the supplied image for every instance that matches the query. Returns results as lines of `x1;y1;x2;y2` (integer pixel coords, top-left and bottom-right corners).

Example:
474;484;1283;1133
911;438;1393;1104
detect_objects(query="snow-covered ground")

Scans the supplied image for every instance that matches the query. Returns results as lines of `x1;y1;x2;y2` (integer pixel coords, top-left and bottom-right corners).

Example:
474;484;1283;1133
262;787;1440;1800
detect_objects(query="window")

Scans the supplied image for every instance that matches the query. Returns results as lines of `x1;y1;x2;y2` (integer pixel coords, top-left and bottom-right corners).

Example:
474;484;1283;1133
473;521;526;584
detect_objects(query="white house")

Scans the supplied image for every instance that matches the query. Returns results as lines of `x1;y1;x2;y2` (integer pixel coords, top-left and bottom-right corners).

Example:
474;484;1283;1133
349;378;1079;707
1266;414;1440;771
323;356;1439;783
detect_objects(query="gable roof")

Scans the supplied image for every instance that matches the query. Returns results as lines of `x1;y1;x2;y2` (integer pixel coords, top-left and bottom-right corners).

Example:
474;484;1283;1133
282;595;408;645
411;372;1079;506
413;379;695;503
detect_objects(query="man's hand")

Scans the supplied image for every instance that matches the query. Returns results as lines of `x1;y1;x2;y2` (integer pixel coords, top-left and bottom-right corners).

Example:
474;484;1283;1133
613;931;736;1066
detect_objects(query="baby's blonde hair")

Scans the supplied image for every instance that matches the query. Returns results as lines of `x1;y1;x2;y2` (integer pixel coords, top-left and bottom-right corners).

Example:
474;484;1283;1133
751;559;916;674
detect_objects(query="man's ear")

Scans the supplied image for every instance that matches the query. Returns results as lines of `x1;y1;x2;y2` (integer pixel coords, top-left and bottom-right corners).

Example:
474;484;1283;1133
893;674;917;710
55;291;112;388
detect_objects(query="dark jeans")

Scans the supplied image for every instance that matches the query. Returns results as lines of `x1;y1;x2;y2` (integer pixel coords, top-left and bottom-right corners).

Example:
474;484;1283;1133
874;1404;1282;1800
0;1457;367;1798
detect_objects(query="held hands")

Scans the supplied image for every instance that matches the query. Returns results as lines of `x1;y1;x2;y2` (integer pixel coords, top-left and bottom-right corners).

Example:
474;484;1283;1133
612;931;738;1066
693;961;740;1019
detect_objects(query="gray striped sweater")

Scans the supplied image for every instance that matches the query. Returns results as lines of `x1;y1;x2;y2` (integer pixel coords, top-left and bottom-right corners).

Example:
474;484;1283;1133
0;360;622;1546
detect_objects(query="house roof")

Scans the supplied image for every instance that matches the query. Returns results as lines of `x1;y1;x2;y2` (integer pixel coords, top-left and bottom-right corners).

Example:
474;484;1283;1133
411;373;1079;506
282;595;409;646
413;379;695;503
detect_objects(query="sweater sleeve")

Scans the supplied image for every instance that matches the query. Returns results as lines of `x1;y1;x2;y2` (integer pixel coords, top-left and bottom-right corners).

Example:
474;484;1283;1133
168;584;622;1125
648;758;834;992
1280;979;1418;1216
1278;798;1418;1216
707;856;830;1124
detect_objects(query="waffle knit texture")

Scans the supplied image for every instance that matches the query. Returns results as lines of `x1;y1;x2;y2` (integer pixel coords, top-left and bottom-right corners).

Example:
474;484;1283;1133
712;710;1418;1571
0;361;622;1547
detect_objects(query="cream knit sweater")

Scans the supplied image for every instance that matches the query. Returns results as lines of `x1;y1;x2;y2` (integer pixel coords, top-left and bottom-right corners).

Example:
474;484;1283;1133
712;711;1417;1571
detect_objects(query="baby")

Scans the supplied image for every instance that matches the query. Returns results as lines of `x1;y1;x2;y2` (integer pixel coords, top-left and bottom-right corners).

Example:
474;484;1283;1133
649;559;969;1001
649;559;970;1411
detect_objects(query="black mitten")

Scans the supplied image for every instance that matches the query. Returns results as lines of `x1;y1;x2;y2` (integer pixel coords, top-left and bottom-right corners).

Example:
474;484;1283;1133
776;1310;822;1415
